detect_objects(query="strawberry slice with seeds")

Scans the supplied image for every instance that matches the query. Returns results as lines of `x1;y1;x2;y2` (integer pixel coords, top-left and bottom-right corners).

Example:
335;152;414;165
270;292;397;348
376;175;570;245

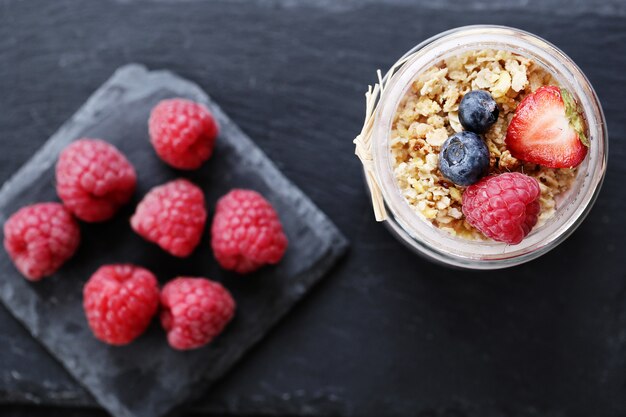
505;86;589;168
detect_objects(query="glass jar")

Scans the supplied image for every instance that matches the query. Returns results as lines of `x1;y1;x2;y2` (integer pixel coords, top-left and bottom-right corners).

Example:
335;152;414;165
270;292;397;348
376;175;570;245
353;25;608;269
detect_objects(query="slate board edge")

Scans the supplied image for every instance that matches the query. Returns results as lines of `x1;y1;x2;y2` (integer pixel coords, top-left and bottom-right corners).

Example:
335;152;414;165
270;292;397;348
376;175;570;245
0;63;349;417
183;242;348;417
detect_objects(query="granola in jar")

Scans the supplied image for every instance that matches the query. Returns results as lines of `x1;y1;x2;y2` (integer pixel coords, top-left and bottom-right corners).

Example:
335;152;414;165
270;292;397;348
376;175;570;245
390;49;579;241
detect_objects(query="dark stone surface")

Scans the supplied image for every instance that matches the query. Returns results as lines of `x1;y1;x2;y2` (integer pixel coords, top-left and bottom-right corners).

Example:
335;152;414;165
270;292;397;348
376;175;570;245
0;64;348;417
1;0;626;416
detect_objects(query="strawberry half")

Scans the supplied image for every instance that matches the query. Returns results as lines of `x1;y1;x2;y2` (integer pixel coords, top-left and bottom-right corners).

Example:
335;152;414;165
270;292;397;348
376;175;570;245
505;86;589;168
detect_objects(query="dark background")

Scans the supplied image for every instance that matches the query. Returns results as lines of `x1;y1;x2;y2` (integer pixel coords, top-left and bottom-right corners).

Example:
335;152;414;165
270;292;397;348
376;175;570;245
1;0;626;416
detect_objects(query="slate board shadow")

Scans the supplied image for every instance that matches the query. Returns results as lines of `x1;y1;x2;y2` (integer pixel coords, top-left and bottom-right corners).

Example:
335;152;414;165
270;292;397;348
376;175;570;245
0;64;348;417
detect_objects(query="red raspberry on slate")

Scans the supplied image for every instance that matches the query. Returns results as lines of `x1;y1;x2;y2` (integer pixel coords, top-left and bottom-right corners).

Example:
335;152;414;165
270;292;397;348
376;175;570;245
211;189;288;274
149;98;219;170
83;264;160;345
131;179;207;257
56;138;136;222
462;172;541;245
3;203;80;281
160;277;235;350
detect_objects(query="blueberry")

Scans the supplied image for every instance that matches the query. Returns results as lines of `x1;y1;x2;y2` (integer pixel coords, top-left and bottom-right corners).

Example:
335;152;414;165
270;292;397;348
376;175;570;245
438;131;489;186
459;90;499;133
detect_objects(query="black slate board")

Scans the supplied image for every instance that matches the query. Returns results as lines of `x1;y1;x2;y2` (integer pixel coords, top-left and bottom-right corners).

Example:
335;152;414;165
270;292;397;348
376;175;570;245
0;64;348;417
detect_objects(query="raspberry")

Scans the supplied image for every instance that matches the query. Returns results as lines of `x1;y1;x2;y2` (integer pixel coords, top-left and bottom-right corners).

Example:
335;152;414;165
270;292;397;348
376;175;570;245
83;264;160;345
211;189;288;274
149;98;219;170
160;277;235;350
131;179;207;257
462;172;541;244
3;203;80;281
56;139;136;222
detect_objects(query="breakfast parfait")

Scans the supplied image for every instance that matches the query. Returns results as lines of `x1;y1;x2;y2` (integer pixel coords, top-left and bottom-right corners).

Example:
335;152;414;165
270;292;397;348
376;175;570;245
354;26;607;268
390;48;588;244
